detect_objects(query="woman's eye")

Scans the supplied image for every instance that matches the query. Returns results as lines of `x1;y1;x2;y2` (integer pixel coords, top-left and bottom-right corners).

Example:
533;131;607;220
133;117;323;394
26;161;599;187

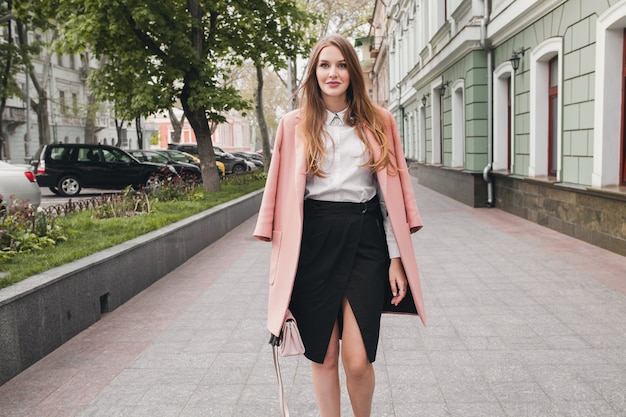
339;63;347;68
320;62;329;68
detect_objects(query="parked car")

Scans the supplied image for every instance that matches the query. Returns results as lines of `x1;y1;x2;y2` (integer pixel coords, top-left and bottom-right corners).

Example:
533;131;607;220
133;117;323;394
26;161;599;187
30;144;175;197
230;151;264;170
166;143;199;155
128;149;202;182
156;149;225;178
0;161;41;208
167;143;250;175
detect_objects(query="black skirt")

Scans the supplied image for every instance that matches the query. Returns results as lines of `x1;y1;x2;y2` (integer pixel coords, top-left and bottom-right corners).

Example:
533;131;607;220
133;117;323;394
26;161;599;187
289;197;390;364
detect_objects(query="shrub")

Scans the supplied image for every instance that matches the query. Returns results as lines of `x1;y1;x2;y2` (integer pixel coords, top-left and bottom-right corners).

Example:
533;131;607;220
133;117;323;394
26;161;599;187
0;198;67;263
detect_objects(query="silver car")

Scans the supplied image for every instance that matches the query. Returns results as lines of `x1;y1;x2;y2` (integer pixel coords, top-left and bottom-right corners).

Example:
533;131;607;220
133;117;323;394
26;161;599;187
0;161;41;208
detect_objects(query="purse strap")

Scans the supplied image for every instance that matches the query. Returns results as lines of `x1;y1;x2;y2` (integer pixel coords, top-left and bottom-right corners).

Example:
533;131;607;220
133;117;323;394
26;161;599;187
270;336;290;417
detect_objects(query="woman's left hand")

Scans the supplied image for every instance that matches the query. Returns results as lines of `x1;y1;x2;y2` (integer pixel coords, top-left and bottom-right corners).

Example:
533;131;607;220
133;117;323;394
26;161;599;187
389;258;408;306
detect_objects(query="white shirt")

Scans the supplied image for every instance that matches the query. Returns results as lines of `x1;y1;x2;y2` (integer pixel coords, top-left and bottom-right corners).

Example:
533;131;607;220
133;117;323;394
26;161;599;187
304;109;400;258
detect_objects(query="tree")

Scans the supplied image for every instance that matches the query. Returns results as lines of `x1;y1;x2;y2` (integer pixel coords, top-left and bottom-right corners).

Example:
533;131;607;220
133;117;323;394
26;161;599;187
53;0;315;192
230;1;316;170
0;3;21;159
168;108;185;144
312;0;373;38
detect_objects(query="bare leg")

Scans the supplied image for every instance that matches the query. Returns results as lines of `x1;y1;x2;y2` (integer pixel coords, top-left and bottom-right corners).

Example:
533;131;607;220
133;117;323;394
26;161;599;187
311;321;341;417
341;299;375;417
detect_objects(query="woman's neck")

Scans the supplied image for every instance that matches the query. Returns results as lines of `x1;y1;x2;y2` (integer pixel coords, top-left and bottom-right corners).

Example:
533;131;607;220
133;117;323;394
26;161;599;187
324;98;348;114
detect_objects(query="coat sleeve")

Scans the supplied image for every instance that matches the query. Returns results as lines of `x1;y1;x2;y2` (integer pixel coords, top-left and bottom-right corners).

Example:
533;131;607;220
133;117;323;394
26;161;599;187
253;117;285;241
384;110;423;233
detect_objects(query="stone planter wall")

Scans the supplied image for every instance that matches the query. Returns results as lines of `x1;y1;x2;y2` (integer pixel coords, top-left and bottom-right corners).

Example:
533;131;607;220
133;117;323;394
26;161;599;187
0;190;263;386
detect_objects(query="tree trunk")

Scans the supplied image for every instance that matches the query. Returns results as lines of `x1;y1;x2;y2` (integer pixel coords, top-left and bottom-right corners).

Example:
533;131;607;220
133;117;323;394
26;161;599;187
0;9;12;160
184;106;220;192
31;90;51;145
183;0;220;192
84;94;97;143
135;117;143;149
254;63;272;171
289;59;298;111
168;108;185;143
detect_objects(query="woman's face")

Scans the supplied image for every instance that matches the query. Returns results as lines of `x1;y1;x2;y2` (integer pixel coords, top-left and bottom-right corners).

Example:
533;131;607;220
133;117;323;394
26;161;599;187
315;45;350;107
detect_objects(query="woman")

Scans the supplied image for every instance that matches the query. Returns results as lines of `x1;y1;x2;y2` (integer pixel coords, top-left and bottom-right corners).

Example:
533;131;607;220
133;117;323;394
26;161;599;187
254;34;426;417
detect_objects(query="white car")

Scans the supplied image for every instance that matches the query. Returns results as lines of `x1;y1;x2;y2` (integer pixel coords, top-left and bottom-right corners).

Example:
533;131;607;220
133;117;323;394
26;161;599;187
0;161;41;208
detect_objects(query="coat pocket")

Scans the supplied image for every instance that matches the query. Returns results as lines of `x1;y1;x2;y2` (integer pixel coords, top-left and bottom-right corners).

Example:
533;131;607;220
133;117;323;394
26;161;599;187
269;230;282;285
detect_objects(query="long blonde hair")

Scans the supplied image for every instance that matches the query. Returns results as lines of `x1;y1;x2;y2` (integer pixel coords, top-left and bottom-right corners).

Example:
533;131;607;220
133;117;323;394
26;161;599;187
298;34;395;177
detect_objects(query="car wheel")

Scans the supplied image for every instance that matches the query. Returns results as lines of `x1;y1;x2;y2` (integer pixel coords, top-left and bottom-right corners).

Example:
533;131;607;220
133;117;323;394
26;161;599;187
232;164;245;174
49;187;60;195
145;173;164;189
57;175;81;197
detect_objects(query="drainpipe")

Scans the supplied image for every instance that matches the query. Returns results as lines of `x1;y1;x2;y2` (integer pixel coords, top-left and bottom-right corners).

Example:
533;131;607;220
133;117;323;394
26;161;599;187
480;0;493;207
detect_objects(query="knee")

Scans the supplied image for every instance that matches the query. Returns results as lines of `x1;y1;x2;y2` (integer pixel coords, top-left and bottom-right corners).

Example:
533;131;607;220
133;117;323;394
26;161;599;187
343;355;372;380
321;349;340;370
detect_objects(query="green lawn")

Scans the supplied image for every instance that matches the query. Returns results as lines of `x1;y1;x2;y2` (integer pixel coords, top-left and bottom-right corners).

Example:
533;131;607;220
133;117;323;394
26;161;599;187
0;176;265;290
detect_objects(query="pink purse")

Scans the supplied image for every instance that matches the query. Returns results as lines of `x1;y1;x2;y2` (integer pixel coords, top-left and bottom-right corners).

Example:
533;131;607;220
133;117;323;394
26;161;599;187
269;309;305;417
278;310;305;356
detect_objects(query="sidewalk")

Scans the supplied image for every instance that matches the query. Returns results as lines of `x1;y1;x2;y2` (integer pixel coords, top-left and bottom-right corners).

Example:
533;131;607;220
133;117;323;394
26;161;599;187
1;177;625;417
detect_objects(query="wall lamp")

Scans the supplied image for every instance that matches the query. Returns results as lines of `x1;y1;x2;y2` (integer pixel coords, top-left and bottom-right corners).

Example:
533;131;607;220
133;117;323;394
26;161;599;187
437;81;450;96
421;93;430;106
510;47;530;72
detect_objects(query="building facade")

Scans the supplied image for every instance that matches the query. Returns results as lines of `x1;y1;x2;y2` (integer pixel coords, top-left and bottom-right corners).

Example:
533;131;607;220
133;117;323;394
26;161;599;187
150;109;254;153
1;28;151;163
373;0;626;256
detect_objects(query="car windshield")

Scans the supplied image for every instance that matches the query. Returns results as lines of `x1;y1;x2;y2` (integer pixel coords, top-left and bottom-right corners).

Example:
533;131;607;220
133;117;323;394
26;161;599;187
160;151;186;162
145;153;169;163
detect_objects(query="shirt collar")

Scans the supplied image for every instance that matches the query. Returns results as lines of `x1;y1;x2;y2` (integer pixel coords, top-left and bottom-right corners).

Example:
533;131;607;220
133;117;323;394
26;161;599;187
325;108;349;126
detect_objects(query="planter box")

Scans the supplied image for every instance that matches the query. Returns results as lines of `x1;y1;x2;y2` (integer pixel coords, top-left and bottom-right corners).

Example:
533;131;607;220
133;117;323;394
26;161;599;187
0;189;263;386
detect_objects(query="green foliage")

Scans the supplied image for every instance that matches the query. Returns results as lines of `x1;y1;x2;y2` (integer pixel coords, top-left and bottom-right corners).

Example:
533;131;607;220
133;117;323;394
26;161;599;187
0;173;265;289
90;187;151;219
149;131;160;146
0;199;67;264
52;1;316;124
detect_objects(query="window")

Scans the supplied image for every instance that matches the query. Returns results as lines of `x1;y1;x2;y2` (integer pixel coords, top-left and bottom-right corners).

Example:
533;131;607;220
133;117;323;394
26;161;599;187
529;38;562;179
548;57;559;177
419;104;427;163
592;2;626;187
59;91;67;115
451;81;465;168
430;82;444;164
507;77;512;170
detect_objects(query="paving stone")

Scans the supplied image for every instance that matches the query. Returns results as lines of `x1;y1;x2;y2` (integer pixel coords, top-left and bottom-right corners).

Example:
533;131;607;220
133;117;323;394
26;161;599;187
1;178;625;416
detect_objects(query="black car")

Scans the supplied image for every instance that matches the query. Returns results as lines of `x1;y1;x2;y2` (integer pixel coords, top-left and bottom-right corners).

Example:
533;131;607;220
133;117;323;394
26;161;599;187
230;151;264;170
167;143;250;175
128;149;202;182
166;143;199;155
30;144;174;197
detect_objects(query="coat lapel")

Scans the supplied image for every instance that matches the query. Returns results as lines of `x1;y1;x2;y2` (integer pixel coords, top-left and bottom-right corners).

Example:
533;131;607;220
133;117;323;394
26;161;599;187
294;122;307;202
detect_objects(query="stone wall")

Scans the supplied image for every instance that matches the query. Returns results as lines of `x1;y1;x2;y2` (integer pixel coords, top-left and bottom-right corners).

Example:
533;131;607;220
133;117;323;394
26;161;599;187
493;173;626;257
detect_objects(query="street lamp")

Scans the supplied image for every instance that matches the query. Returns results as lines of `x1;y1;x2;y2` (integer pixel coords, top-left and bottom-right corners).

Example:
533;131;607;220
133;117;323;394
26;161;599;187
510;47;530;72
437;81;450;96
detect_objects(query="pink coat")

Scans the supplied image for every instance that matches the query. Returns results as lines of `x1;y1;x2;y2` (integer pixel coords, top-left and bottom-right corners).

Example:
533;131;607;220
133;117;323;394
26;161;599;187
254;107;426;337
